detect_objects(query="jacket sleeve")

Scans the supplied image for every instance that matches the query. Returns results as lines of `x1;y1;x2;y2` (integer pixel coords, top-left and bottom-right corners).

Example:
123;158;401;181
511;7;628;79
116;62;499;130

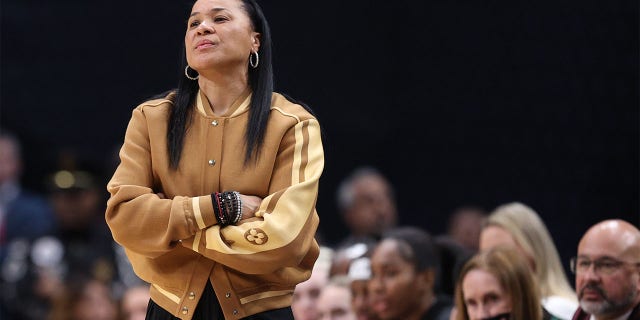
181;118;324;274
105;105;217;258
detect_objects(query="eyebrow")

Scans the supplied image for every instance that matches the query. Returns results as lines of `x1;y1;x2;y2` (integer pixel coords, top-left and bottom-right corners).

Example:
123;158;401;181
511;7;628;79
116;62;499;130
190;8;228;18
577;254;618;260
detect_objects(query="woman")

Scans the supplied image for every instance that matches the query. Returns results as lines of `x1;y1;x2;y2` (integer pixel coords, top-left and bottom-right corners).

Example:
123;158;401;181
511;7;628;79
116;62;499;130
479;202;577;319
454;247;545;320
105;0;324;319
348;256;380;320
120;284;151;320
292;246;333;320
316;276;358;320
49;274;118;320
368;227;452;320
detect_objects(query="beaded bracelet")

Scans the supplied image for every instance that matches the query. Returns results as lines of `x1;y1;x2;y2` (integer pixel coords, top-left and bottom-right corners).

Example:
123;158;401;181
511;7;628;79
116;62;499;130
233;191;242;224
210;191;243;227
211;192;226;226
222;193;231;224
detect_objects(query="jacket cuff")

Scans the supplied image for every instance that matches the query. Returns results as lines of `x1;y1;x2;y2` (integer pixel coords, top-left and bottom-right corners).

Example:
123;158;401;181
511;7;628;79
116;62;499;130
192;196;217;229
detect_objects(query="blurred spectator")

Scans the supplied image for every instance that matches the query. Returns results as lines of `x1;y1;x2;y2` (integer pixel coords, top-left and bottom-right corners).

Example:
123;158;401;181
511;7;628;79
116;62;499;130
44;166;118;284
2;164;124;319
330;241;374;277
317;276;357;320
293;246;334;320
120;283;150;320
453;246;546;320
479;202;577;319
0;130;56;319
49;273;118;320
335;167;397;249
369;226;452;320
433;235;473;298
0;130;55;258
446;206;487;252
435;205;484;299
571;219;640;320
348;256;379;320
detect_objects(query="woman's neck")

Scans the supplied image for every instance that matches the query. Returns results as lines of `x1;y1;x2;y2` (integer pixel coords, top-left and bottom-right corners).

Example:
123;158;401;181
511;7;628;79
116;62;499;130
198;68;249;116
406;292;435;320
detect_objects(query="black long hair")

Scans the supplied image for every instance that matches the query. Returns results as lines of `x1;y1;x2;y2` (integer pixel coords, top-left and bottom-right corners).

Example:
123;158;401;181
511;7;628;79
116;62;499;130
167;0;273;169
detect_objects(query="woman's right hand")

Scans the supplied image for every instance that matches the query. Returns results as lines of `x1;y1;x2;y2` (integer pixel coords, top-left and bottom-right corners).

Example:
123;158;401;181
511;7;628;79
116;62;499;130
240;194;262;220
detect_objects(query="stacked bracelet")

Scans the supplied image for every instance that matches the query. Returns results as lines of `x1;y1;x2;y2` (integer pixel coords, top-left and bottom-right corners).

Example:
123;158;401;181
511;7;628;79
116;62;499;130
210;191;243;227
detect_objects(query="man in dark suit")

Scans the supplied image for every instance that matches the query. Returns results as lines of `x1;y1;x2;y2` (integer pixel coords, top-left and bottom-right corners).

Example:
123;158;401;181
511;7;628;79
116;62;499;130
0;130;55;261
0;130;56;319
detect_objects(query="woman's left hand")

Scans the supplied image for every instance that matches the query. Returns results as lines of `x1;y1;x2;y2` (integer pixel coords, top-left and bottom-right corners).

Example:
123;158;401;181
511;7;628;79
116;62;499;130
239;194;262;219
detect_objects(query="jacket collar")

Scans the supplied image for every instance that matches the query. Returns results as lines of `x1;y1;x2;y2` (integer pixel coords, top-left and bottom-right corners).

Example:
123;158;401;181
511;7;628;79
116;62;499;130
196;89;252;118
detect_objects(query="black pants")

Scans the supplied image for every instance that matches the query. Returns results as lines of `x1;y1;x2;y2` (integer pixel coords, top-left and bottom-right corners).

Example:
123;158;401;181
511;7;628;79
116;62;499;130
145;282;294;320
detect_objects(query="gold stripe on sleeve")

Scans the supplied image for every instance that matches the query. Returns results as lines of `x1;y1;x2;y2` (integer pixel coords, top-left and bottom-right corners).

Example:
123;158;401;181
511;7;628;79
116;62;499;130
192;197;206;229
299;121;309;183
291;122;305;185
193;230;202;252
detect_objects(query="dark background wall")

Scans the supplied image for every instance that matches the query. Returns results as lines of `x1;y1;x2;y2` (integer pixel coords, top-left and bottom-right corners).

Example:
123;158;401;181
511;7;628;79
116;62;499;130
2;0;638;270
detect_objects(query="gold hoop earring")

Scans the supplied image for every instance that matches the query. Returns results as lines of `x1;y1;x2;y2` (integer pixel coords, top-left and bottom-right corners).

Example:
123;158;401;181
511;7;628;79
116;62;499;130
249;50;259;69
185;65;199;80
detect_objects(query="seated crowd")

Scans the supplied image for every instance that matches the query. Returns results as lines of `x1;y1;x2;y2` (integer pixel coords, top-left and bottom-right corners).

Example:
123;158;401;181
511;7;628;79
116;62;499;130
0;130;637;320
291;167;639;320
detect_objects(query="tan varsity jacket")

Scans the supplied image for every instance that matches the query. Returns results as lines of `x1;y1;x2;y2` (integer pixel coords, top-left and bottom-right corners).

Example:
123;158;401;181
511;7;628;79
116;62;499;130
105;90;323;319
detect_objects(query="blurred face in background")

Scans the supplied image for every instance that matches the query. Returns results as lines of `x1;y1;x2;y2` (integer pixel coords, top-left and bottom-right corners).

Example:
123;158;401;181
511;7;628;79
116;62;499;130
292;269;328;320
369;239;430;320
0;137;20;184
351;279;378;320
461;268;512;320
479;226;534;269
121;286;150;320
345;175;397;237
73;279;117;320
50;188;100;230
317;284;357;320
448;208;486;251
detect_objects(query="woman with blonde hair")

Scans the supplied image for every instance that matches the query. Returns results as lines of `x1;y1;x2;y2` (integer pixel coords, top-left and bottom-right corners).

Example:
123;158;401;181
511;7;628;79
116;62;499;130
454;246;545;320
479;202;577;319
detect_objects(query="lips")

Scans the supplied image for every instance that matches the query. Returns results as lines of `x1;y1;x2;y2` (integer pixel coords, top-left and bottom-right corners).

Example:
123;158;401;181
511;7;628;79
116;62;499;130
371;299;388;315
581;289;602;300
195;39;216;49
579;285;605;301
